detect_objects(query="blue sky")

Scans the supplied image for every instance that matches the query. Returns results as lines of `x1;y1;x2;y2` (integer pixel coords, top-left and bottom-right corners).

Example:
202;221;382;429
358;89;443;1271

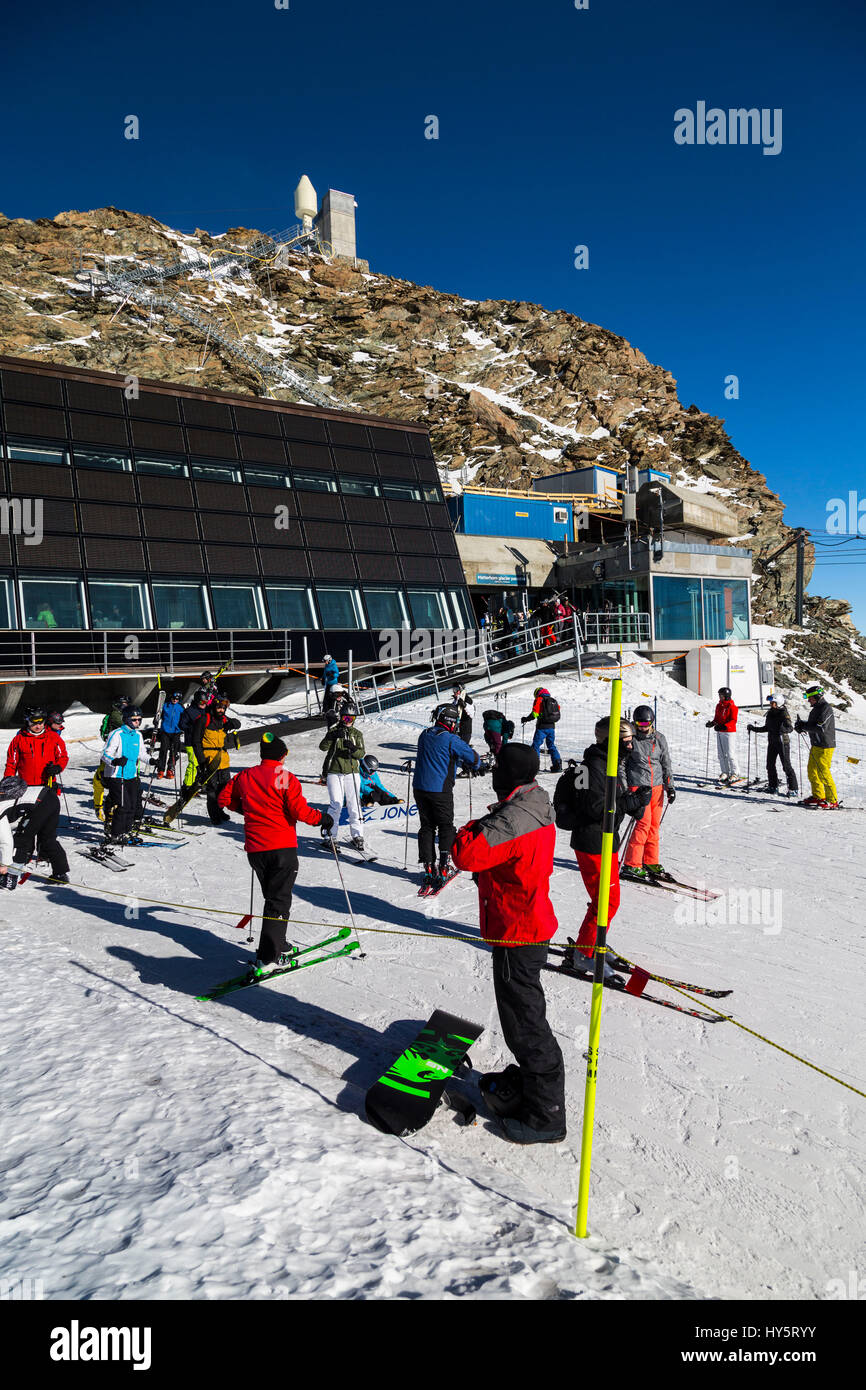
4;0;865;628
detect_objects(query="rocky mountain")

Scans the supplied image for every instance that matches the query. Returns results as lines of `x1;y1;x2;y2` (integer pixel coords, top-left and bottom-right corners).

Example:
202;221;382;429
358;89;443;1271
1;206;863;703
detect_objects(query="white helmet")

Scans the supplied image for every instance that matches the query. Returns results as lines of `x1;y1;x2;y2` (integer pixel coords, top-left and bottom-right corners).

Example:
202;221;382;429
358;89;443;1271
331;683;347;695
323;654;333;663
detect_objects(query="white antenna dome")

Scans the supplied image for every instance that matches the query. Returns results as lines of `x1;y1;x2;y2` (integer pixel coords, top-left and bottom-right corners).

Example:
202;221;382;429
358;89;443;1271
294;175;318;222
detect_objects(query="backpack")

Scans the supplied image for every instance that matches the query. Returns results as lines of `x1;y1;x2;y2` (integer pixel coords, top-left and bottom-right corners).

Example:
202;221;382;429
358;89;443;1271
553;770;577;830
540;694;560;725
99;713;110;740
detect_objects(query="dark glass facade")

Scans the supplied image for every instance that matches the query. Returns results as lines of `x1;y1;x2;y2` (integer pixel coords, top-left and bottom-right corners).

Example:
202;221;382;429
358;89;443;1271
0;357;472;669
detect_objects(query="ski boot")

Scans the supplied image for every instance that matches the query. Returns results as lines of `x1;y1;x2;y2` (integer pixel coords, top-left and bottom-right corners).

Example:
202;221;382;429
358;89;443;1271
419;864;438;895
48;872;70;885
252;948;297;978
645;864;675;882
6;864;26;890
799;796;825;808
550;760;563;774
438;859;458;888
620;864;649;882
124;834;145;847
350;836;365;852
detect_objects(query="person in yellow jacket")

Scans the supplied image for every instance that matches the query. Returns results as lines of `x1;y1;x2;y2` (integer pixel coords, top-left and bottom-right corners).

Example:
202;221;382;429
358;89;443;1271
191;697;240;825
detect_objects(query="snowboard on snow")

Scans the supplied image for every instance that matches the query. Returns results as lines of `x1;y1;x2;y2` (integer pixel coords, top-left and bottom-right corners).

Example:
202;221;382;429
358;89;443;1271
365;1010;483;1136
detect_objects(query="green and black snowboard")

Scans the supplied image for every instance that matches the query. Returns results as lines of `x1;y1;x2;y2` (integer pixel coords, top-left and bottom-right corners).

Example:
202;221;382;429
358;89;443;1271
365;1010;483;1136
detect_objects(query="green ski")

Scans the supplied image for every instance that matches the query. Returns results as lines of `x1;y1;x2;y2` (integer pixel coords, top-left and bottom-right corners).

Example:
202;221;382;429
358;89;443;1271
196;928;359;1001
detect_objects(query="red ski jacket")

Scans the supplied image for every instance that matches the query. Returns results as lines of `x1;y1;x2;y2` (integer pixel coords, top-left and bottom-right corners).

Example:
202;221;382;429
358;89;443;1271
713;699;738;733
218;761;323;852
4;728;69;786
452;782;558;946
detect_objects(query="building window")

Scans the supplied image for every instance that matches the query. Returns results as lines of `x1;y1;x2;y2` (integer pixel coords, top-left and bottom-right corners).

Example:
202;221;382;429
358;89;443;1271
652;576;704;641
134;455;189;478
88;579;152;630
73;448;132;473
294;470;337;493
315;586;364;629
382;482;421;502
407;588;455;629
244;467;292;489
363;587;409;630
702;579;750;640
210;584;266;630
422;486;441;503
191;461;242;484
152;581;211;630
448;589;475;629
19;577;85;630
7;441;69;467
341;476;381;497
0;576;16;628
265;585;316;629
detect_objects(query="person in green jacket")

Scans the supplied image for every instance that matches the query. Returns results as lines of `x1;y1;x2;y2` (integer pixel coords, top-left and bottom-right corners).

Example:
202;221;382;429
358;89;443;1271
319;700;366;850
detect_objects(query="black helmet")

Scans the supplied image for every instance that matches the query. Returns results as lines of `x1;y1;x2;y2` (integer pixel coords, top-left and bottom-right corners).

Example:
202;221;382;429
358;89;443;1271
122;705;143;724
436;703;460;732
804;684;824;700
24;706;46;725
632;704;654;728
193;688;209;705
340;698;359;724
170;690;183;700
360;754;379;776
201;670;214;683
718;687;732;700
47;710;65;729
112;695;130;710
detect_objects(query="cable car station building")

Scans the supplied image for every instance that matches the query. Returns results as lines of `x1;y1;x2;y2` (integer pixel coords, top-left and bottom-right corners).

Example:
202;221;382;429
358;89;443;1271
0;356;473;718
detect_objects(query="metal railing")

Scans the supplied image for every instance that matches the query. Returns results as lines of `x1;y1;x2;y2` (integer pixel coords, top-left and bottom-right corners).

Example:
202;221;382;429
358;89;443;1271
578;611;650;647
352;617;581;715
0;629;293;679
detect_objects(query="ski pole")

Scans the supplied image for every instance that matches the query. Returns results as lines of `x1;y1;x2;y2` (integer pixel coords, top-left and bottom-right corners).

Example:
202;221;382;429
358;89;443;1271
324;827;365;956
402;759;413;869
247;867;255;943
704;727;710;781
746;729;751;792
798;731;804;789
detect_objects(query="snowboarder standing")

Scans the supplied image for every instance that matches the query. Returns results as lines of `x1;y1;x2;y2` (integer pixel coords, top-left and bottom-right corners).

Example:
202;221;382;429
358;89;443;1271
794;685;837;808
621;704;675;881
319;699;366;851
706;687;744;785
452;744;565;1145
411;703;481;892
196;696;241;825
521;686;562;772
218;732;333;971
553;717;651;967
748;694;798;796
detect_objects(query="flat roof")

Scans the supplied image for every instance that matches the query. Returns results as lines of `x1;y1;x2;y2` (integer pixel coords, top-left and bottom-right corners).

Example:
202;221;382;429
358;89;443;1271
0;354;429;434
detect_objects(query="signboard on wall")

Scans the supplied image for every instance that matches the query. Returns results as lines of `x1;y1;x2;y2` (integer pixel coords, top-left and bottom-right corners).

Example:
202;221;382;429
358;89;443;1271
476;573;519;585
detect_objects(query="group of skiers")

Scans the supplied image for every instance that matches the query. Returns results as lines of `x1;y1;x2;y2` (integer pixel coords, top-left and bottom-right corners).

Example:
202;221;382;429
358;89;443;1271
0;667;848;1147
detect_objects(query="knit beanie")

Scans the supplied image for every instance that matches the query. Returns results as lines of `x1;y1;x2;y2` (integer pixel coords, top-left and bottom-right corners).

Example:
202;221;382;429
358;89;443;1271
492;744;540;796
260;731;288;761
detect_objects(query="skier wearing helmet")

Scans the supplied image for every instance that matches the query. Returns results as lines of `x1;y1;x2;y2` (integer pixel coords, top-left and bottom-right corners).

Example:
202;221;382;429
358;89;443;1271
705;686;743;786
794;685;837;807
621;705;676;881
155;691;185;780
748;694;798;796
180;688;211;789
319;700;367;850
452;685;474;745
321;655;341;714
3;708;71;884
100;705;149;844
410;704;482;892
196;696;241;824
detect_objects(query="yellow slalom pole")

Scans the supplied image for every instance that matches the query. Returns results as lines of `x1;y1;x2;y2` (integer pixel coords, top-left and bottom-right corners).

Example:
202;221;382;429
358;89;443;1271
575;677;622;1239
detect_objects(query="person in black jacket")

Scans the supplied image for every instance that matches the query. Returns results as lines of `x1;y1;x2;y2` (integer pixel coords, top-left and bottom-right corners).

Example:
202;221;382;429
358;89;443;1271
748;695;798;796
553;716;650;973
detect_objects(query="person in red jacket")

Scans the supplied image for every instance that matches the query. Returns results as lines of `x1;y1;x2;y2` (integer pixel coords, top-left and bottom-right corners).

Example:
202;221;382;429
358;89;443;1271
218;732;334;973
705;686;744;785
452;744;565;1146
3;707;70;883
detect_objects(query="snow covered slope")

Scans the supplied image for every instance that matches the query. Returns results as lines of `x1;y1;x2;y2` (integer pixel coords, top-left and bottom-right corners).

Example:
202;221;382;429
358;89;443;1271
0;663;863;1300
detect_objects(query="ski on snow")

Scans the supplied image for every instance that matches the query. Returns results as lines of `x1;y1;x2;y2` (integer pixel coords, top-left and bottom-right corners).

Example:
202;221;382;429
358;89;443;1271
547;940;732;998
196;928;360;1001
418;868;460;898
620;871;721;901
77;847;134;872
546;959;728;1023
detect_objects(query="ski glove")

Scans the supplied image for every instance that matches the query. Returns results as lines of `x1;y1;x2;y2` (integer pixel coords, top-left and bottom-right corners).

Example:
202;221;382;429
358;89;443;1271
521;716;531;724
112;756;128;768
42;761;63;782
747;724;757;732
319;812;335;832
705;720;714;728
400;758;414;772
666;787;676;804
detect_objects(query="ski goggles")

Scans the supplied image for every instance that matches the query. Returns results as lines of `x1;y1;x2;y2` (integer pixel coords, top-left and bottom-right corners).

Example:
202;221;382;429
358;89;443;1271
634;720;653;730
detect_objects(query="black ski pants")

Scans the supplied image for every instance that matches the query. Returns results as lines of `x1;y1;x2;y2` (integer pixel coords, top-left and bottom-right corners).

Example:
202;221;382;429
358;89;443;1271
415;787;456;867
104;777;142;840
157;730;181;775
248;846;299;964
491;943;565;1131
13;790;69;876
767;736;797;791
206;768;232;824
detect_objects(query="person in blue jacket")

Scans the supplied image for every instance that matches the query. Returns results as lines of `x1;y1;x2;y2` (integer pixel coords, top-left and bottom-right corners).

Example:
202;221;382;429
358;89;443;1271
321;654;341;715
101;705;151;845
156;691;184;779
360;755;402;807
409;703;483;891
